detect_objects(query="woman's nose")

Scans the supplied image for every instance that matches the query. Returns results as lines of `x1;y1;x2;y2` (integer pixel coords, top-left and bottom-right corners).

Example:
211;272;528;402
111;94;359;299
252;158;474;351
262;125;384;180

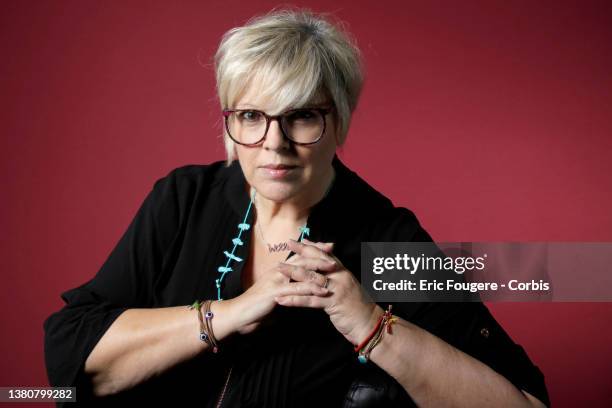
262;119;290;151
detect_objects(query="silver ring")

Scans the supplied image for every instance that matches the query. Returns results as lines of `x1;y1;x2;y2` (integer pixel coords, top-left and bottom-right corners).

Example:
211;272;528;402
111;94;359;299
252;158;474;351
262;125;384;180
323;276;330;289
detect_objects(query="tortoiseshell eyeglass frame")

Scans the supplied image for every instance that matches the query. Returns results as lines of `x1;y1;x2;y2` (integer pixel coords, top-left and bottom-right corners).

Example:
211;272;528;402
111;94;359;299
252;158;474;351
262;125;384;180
222;106;334;146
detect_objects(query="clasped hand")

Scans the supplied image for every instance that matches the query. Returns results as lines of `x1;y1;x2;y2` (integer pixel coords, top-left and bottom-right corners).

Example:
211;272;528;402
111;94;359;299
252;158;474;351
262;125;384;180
230;239;381;345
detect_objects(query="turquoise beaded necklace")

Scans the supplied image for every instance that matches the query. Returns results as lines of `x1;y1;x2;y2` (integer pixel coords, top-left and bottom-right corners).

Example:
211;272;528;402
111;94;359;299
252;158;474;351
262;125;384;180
214;189;310;300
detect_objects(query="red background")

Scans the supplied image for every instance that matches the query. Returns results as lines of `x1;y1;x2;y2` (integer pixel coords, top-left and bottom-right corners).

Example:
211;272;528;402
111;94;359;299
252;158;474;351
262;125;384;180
1;0;611;406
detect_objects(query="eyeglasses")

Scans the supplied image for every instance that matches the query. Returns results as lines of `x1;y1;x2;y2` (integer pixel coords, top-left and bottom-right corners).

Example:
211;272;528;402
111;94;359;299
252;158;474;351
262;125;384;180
222;106;333;146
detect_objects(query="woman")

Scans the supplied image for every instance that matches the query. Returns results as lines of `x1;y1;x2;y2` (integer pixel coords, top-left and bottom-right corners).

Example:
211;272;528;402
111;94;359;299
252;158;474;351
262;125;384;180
44;9;549;407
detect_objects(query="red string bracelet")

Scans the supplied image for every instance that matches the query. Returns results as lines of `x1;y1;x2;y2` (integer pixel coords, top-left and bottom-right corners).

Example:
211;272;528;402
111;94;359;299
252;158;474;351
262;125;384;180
355;305;396;363
354;305;392;352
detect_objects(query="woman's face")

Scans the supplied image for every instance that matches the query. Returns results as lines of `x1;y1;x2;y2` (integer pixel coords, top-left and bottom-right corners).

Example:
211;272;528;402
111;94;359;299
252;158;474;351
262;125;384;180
232;86;338;204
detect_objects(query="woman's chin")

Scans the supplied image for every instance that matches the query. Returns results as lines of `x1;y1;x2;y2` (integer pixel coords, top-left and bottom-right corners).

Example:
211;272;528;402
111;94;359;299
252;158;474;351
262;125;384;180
254;184;300;202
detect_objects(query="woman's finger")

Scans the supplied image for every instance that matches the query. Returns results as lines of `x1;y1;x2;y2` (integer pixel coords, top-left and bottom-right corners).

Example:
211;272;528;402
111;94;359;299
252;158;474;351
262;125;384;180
276;262;329;286
279;256;336;273
275;294;328;309
302;238;334;253
288;239;335;263
275;280;329;297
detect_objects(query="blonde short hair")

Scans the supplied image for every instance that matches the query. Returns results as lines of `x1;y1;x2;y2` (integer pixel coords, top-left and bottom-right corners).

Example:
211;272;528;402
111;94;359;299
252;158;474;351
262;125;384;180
214;8;365;164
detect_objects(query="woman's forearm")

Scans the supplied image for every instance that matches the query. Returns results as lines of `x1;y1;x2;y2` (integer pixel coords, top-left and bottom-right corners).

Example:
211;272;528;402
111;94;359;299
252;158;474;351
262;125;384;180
84;300;237;397
364;306;545;407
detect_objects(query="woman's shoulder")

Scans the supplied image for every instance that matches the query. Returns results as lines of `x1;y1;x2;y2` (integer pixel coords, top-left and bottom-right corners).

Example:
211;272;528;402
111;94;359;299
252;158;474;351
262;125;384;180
147;159;238;201
136;159;237;223
155;159;231;190
334;158;431;242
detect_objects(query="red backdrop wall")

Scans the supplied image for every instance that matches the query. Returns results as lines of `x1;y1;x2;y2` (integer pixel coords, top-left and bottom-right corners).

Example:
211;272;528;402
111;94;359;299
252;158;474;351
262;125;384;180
1;1;611;406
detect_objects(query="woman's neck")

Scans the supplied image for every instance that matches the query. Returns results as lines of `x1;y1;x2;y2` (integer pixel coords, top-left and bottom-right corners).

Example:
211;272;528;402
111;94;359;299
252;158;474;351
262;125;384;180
249;167;335;226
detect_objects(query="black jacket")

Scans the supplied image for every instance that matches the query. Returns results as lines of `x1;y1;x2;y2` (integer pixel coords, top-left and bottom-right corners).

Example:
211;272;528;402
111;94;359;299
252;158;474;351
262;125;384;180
44;155;549;407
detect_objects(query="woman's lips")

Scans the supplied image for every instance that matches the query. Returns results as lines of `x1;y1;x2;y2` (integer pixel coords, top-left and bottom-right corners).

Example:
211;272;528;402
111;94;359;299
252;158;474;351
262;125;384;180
259;165;298;179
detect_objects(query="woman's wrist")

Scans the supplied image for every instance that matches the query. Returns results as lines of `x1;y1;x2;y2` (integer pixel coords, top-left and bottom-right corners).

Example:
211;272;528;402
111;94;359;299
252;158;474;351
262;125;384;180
203;299;239;344
350;304;385;346
190;300;238;350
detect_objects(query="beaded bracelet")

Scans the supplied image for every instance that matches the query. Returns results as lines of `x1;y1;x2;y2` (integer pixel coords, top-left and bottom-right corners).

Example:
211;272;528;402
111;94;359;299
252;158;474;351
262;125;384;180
355;304;397;363
189;299;219;353
203;300;219;352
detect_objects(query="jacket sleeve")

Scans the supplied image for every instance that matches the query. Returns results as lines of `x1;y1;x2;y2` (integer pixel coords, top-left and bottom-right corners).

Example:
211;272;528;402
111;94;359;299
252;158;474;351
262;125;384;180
382;207;551;407
43;168;184;393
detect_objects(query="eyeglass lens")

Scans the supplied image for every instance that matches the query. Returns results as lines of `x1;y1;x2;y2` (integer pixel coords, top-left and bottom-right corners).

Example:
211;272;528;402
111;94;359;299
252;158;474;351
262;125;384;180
225;109;325;145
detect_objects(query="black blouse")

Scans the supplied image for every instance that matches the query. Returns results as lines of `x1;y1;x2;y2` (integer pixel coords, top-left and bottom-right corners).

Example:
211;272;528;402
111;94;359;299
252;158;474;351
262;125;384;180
44;155;550;407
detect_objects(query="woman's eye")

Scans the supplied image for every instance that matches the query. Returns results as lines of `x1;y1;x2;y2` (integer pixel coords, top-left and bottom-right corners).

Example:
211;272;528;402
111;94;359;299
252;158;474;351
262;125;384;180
288;110;316;121
239;111;262;122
